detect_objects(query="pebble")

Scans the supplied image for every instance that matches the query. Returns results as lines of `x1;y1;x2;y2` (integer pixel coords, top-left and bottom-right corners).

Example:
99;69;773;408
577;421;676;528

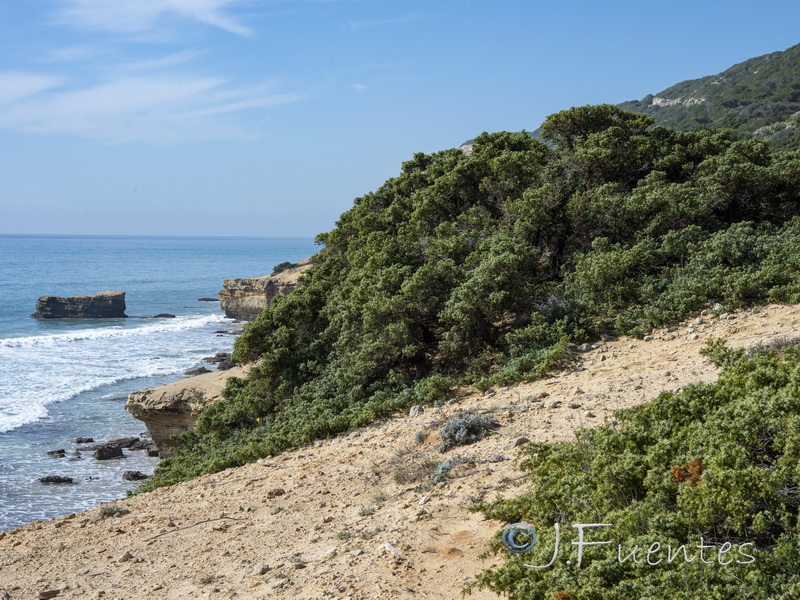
545;399;562;409
409;405;425;417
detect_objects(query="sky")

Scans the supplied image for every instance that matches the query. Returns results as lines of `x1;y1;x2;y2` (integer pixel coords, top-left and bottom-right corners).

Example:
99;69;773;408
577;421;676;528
1;0;799;237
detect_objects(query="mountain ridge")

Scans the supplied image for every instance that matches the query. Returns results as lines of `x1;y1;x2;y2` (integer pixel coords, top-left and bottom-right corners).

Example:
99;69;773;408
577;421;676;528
462;42;800;149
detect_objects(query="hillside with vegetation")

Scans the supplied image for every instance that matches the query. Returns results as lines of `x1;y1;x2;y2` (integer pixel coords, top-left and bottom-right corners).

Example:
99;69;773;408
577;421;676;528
619;43;800;149
464;43;800;151
6;304;800;599
147;104;800;490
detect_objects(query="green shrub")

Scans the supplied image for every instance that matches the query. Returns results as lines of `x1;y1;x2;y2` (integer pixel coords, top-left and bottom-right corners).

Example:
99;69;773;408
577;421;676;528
470;344;800;599
438;413;499;452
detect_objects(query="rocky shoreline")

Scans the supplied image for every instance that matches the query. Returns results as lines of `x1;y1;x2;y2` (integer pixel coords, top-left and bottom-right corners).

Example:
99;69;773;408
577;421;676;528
2;259;310;539
124;258;312;455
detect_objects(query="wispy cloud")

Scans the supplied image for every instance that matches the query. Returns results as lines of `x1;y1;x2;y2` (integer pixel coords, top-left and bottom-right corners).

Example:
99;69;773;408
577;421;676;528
0;72;62;105
345;12;423;32
44;45;98;63
55;0;253;36
350;83;368;93
0;70;304;143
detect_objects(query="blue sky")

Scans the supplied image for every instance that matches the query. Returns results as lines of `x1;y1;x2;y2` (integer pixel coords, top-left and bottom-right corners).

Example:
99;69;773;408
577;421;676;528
1;1;799;237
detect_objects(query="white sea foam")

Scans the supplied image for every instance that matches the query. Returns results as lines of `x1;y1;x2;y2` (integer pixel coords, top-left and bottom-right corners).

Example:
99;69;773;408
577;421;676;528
0;314;223;348
0;314;230;433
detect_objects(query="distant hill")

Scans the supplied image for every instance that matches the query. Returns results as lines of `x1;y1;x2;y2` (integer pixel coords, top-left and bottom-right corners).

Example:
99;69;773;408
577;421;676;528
620;43;800;147
462;43;800;149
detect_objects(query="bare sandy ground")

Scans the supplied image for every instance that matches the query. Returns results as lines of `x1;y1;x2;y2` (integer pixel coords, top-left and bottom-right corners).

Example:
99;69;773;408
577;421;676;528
2;303;799;600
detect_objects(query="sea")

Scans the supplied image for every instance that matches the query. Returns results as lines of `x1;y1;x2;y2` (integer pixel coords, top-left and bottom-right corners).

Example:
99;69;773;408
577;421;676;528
0;234;317;531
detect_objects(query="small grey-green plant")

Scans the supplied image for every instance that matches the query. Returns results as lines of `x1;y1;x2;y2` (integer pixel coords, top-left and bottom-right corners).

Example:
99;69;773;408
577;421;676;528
433;455;473;483
746;335;800;356
99;503;130;519
438;412;499;452
393;458;439;485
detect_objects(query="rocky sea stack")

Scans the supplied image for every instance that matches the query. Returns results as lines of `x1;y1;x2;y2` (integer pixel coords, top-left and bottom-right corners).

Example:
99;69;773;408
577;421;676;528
31;291;127;319
218;257;314;321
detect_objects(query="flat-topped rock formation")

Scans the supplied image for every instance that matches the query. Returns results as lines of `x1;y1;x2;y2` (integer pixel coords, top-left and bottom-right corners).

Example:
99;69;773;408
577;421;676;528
31;291;127;319
126;366;248;457
218;257;314;321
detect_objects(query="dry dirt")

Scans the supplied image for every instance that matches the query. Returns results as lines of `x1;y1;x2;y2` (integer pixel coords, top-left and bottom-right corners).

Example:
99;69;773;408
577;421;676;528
2;303;800;600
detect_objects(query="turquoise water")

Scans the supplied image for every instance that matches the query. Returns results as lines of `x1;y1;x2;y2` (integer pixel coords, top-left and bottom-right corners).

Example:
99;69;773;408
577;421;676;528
0;234;317;530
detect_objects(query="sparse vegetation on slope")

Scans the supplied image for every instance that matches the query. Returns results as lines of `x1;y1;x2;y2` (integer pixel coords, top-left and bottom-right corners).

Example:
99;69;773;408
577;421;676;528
472;341;800;599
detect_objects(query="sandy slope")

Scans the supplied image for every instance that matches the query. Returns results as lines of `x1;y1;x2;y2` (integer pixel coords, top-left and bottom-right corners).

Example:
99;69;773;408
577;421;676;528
2;303;800;600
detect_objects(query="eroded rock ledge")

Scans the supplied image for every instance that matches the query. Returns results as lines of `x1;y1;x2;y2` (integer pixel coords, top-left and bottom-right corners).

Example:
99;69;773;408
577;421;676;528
218;257;314;321
31;291;127;319
126;366;248;457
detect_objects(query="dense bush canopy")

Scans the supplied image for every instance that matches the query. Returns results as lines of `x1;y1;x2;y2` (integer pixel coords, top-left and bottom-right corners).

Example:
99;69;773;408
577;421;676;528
144;105;800;490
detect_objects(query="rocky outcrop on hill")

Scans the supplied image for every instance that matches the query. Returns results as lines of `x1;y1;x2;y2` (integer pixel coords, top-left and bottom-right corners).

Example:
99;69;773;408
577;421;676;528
31;291;127;319
218;257;314;321
126;366;248;457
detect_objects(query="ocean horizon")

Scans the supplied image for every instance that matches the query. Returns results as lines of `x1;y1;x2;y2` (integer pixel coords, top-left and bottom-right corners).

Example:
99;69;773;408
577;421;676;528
0;234;317;531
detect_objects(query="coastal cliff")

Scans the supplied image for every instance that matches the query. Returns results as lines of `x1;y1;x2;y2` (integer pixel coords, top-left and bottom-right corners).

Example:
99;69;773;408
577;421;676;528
31;291;127;319
218;257;314;321
126;366;248;457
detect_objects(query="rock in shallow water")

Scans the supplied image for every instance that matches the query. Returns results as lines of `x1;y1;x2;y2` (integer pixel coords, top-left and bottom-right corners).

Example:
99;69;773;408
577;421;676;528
31;291;127;319
185;366;212;376
94;445;124;460
39;475;74;484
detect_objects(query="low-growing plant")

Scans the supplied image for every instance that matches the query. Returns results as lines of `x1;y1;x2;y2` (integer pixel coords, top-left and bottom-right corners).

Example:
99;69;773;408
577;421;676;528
98;504;130;519
432;455;474;483
393;457;439;486
438;413;499;452
470;344;800;599
271;261;296;275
